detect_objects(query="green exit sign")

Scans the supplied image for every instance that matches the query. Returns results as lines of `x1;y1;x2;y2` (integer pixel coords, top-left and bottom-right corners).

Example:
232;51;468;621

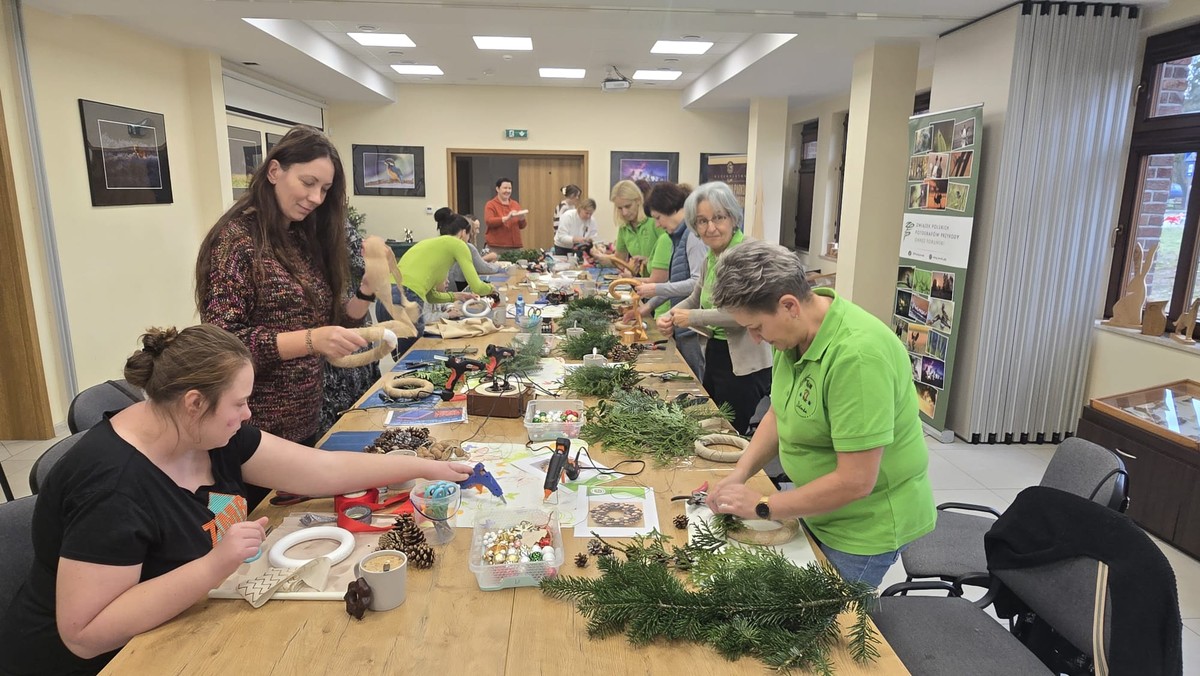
505;129;528;139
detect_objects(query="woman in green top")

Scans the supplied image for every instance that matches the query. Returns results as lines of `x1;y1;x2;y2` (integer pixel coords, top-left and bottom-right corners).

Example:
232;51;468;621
378;215;494;357
702;240;936;588
609;180;660;276
657;182;771;435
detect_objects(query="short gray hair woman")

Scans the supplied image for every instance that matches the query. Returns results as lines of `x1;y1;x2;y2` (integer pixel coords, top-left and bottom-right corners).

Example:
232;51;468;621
703;239;936;590
656;181;771;435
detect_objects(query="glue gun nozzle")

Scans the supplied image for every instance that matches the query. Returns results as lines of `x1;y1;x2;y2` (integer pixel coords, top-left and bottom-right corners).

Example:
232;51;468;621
543;489;552;501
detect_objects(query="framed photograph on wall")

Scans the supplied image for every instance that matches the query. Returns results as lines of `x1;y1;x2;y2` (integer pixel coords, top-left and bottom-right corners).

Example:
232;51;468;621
609;151;679;187
353;144;425;197
228;125;263;199
699;153;748;206
77;99;173;207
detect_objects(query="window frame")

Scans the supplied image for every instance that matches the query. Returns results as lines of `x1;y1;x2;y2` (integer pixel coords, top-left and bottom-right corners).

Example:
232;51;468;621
1106;22;1200;334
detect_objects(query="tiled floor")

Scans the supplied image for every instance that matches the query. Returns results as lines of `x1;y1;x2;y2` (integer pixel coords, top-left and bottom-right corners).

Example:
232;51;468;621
3;432;1198;668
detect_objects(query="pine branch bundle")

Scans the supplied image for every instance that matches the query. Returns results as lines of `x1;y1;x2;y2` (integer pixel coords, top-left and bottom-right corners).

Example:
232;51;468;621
558;329;619;360
579;389;732;464
498;331;544;374
497;248;544;263
565;295;618;318
541;537;879;674
558;307;614;334
561;363;643;398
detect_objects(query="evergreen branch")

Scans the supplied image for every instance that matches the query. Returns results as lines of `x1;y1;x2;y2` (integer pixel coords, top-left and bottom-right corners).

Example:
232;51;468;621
561;363;643;397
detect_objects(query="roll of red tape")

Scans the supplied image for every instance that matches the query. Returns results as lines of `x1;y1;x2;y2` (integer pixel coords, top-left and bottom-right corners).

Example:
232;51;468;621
334;489;413;533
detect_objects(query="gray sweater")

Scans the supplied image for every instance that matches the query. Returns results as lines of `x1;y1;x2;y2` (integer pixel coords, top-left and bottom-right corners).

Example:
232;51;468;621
647;224;708;312
449;243;502;284
672;238;773;376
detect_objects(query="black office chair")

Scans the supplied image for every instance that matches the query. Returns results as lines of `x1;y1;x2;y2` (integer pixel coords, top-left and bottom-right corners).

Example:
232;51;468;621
873;486;1181;676
901;437;1128;589
0;495;36;612
67;379;142;433
28;432;85;496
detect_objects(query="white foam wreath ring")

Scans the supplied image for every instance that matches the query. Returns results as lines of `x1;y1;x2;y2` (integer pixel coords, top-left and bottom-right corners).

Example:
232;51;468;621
461;298;492;318
268;526;355;569
383;375;435;399
694;433;749;463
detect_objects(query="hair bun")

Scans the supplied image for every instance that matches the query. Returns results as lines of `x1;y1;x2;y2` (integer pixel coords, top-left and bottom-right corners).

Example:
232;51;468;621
141;327;179;358
433;207;455;226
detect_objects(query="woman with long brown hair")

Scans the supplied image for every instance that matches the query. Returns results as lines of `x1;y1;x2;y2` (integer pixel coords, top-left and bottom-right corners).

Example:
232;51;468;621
195;125;374;449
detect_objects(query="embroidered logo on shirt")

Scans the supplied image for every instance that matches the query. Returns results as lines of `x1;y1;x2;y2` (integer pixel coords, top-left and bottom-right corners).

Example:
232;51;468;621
202;493;249;548
795;375;817;418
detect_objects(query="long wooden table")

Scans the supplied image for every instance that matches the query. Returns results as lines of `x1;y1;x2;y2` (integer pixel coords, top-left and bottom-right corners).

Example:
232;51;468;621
103;298;909;675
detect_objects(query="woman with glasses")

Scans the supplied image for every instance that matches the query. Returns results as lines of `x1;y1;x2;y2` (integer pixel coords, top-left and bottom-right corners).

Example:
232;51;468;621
657;182;771;434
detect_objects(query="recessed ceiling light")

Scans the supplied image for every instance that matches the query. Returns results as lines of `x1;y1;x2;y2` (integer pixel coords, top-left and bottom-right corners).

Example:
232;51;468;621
473;36;532;51
391;64;443;75
633;69;682;81
357;25;377;32
539;67;586;79
651;40;713;55
348;32;415;47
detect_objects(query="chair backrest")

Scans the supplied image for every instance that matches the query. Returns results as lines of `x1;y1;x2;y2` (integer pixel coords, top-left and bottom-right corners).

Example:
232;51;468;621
67;379;142;434
994;557;1112;661
0;495;37;612
29;432;86;496
1039;437;1128;511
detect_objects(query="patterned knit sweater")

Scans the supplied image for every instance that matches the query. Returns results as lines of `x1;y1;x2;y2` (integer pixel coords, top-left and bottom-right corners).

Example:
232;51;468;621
200;213;347;442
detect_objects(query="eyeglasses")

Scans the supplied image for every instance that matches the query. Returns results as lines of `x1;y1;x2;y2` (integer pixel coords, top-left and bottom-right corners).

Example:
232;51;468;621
694;213;731;231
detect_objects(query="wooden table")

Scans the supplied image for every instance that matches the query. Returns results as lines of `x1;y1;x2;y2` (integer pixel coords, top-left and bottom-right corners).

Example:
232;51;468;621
103;304;909;674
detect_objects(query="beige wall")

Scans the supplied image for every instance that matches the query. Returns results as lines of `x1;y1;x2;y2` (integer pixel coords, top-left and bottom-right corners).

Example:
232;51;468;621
326;86;749;243
20;8;225;407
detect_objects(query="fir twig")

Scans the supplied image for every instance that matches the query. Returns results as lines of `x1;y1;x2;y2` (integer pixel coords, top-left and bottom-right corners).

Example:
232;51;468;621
561;363;643;397
558;329;619;360
579;389;732;464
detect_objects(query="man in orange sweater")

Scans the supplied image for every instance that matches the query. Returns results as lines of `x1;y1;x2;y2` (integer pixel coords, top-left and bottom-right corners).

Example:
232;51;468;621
484;177;527;252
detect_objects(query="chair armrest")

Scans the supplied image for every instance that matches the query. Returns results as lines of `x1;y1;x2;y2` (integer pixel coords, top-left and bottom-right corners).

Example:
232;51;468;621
880;580;963;597
952;572;994;599
936;501;1002;518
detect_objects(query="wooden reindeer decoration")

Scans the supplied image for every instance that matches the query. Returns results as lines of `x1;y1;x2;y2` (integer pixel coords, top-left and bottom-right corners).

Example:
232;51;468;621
1171;297;1200;345
1105;242;1158;329
328;236;422;368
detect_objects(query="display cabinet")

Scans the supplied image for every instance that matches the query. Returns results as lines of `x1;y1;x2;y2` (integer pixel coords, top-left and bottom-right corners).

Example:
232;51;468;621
1076;380;1200;559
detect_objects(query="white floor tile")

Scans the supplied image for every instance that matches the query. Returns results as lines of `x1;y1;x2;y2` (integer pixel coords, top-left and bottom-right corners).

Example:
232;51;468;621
925;451;987;490
936;446;1050;490
1;459;34;500
989;488;1024;507
1182;623;1200;675
0;442;11;462
1155;540;1200;620
8;440;56;463
931;488;1006;510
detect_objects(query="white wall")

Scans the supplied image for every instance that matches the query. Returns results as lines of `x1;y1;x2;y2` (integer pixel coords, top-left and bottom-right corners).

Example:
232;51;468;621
326;85;749;243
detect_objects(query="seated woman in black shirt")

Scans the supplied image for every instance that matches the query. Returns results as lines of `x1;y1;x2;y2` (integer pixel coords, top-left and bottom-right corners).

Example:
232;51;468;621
0;324;471;676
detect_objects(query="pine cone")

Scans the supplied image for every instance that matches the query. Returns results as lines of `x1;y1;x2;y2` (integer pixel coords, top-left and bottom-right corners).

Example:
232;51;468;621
586;538;612;557
377;529;404;552
631;385;659;398
574;552;589;568
365;427;432;453
407;543;436;569
605;344;639;363
395;516;427;548
673;514;689;530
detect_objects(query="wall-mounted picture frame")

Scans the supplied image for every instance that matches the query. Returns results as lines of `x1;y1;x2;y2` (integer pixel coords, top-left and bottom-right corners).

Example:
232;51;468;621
609;151;679;187
77;99;172;207
353;144;425;197
228;125;263;199
700;152;748;206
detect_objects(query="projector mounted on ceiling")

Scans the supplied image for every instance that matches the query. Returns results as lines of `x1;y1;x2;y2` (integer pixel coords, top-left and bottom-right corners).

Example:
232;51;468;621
601;66;631;92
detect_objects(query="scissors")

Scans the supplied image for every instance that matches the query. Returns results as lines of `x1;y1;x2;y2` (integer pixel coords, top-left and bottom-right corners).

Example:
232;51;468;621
670;481;709;507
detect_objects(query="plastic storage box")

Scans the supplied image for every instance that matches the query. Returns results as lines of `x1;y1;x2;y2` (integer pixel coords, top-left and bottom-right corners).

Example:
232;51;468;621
468;509;564;591
523;399;586;441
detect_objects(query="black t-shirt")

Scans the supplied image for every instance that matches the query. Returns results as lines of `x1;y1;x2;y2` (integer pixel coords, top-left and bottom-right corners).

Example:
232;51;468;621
0;420;261;676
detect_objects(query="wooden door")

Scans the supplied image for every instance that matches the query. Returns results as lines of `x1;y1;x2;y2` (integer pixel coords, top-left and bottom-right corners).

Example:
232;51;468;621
518;157;584;250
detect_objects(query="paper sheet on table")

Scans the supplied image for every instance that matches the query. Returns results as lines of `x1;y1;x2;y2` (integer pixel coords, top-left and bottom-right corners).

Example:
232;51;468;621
574;485;659;538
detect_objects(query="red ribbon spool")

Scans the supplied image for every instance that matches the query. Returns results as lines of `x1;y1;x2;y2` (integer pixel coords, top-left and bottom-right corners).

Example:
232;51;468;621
334;488;413;533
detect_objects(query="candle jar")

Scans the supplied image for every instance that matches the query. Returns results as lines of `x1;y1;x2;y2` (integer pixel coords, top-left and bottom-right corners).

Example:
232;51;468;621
356;550;408;611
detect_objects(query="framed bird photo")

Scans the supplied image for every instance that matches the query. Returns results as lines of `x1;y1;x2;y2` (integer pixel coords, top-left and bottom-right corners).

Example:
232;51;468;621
77;99;173;207
353;144;426;197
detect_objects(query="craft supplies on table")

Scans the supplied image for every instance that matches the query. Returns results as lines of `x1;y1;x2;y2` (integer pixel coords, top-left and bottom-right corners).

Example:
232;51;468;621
469;509;564;591
524;399;586;441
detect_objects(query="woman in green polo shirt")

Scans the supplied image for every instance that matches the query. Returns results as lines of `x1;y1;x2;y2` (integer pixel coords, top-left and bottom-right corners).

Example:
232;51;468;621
609;179;660;276
702;240;936;588
656;181;772;435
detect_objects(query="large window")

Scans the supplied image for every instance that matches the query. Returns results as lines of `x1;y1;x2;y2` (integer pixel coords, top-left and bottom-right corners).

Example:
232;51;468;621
1108;23;1200;334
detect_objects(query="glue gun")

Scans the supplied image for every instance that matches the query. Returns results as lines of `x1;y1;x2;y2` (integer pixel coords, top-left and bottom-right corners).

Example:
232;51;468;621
485;344;516;375
543;437;582;500
458;462;507;504
436;354;486;394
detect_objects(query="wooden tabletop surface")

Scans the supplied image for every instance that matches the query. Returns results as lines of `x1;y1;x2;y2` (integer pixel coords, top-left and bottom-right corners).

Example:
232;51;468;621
102;282;909;675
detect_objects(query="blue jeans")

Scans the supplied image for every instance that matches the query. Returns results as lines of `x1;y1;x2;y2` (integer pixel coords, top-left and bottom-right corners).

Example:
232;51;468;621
375;286;425;360
817;541;905;589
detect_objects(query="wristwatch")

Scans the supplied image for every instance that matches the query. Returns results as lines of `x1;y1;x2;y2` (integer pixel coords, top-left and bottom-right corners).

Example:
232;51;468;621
354;287;376;302
755;496;771;519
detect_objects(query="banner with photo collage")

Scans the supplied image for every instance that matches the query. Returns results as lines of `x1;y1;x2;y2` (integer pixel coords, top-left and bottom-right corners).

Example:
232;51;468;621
895;104;982;431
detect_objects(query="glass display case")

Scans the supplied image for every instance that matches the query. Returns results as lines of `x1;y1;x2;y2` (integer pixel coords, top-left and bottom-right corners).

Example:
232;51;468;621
1089;380;1200;452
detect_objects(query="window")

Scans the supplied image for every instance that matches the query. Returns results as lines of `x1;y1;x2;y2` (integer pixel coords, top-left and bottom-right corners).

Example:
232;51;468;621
794;120;818;251
1107;22;1200;334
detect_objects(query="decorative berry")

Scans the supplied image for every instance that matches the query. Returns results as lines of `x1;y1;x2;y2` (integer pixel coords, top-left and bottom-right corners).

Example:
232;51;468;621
528;551;544;562
574;552;589;568
673;514;690;530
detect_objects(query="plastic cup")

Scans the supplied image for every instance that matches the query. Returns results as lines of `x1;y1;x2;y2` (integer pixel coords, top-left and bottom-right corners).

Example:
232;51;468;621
409;480;462;545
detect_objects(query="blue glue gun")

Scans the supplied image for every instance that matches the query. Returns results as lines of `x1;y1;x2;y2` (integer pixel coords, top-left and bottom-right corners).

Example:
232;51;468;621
458;462;507;504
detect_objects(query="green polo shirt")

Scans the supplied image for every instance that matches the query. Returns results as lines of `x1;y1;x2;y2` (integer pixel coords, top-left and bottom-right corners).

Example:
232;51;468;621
398;235;493;303
699;230;745;340
615;216;659;263
649;231;673;318
773;288;935;555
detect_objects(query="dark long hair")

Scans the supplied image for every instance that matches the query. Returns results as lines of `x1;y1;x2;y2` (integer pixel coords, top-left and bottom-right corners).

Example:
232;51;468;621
195;125;349;323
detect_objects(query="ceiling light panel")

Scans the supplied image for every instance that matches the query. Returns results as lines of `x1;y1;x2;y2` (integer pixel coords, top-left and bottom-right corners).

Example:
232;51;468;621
391;64;443;75
348;32;415;47
473;36;533;51
539;68;585;79
633;70;682;81
651;40;713;55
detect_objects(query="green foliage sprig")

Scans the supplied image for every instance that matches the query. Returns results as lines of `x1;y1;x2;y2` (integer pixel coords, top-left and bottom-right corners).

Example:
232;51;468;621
541;525;879;674
557;307;613;334
579;389;731;464
498;331;545;375
497;248;544;263
561;363;643;398
558;329;619;360
565;295;618;317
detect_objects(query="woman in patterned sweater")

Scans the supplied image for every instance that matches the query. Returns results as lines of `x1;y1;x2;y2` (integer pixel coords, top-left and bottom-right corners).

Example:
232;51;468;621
195;126;375;451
